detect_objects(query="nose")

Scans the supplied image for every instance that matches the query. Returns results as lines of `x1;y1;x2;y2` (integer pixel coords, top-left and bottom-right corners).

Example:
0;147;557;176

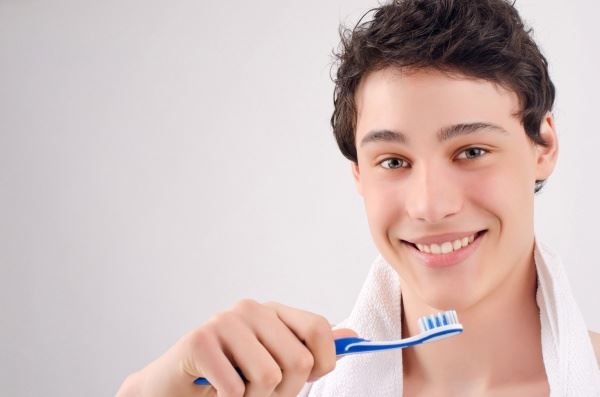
404;163;463;223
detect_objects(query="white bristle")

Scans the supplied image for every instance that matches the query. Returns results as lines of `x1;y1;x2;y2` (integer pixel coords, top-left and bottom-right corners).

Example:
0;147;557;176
417;310;460;332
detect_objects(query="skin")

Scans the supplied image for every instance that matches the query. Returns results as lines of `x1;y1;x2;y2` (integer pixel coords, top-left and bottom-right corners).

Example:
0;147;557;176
115;300;357;397
351;66;558;395
116;66;600;396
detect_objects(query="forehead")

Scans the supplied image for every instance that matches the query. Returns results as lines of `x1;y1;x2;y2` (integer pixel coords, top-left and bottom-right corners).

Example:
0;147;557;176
354;67;521;140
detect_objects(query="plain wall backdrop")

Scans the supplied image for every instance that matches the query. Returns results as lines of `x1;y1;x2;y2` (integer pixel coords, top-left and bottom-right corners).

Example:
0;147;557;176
1;0;599;396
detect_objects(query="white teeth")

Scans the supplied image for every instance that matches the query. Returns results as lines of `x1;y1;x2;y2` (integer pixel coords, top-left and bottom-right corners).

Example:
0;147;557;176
441;242;453;254
413;233;480;255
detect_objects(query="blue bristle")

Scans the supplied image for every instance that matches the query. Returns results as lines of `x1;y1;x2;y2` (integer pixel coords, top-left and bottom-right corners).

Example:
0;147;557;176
417;310;460;332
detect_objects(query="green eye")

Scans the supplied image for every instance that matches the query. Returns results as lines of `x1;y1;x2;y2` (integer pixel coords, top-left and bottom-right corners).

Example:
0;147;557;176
457;147;488;160
380;158;409;169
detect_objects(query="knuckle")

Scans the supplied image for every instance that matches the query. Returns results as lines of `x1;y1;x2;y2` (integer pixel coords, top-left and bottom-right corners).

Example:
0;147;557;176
180;327;218;377
261;300;281;312
256;367;282;387
233;298;259;312
192;324;214;340
319;353;337;374
308;315;331;338
188;325;215;350
235;299;278;323
290;351;314;373
310;353;336;380
220;379;245;396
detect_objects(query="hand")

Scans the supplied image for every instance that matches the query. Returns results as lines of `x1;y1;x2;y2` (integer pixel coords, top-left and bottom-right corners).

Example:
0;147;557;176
115;299;357;397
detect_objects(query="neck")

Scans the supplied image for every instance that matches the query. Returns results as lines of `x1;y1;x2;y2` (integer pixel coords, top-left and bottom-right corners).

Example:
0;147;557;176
401;242;546;391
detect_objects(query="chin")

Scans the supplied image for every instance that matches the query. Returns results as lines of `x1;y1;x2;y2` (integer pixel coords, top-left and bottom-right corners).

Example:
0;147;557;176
424;294;474;312
414;284;481;312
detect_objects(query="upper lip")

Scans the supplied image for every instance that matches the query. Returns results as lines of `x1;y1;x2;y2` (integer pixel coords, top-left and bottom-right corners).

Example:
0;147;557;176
403;230;485;245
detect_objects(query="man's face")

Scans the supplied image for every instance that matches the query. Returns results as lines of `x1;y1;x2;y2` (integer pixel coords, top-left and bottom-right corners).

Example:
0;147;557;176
352;67;557;310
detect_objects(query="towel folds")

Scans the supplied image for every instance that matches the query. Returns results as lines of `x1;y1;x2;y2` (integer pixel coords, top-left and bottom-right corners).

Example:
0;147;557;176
299;239;600;396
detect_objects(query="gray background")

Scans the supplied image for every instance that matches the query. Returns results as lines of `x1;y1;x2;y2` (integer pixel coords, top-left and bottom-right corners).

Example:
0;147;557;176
1;0;599;396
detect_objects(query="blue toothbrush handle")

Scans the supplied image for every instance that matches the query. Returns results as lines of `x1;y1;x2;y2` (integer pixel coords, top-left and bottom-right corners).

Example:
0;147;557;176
193;337;367;386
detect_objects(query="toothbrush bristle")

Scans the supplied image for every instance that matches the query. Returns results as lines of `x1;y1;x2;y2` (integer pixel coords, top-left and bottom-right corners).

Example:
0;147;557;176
418;310;460;332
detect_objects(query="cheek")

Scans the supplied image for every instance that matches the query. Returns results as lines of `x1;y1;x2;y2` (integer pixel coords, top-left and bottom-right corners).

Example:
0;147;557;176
362;177;405;235
463;159;535;232
464;170;507;209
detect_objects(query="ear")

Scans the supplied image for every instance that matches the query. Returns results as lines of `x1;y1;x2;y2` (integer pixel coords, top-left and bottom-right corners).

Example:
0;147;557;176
351;161;363;196
534;112;559;182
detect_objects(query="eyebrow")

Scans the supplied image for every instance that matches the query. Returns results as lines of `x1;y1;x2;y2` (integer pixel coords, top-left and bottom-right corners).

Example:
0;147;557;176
359;122;509;147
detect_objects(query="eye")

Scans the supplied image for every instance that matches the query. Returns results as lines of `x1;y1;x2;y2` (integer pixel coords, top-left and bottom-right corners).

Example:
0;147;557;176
379;157;410;169
456;147;489;160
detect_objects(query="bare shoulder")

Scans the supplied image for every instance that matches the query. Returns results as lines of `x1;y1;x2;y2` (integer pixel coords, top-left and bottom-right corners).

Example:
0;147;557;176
589;330;600;367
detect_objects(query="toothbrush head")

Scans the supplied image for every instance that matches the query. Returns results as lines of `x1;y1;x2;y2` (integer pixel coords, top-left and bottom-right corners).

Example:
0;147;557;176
416;310;463;344
332;310;463;356
418;310;461;332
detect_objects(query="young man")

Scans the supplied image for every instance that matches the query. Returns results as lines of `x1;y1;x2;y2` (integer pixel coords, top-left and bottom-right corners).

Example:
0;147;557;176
117;0;600;396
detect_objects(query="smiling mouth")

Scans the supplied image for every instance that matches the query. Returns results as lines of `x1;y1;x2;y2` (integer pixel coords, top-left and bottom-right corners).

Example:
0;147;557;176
401;230;488;255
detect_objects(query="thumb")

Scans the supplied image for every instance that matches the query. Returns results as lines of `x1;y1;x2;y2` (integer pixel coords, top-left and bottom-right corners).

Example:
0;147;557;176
331;327;359;361
332;327;358;339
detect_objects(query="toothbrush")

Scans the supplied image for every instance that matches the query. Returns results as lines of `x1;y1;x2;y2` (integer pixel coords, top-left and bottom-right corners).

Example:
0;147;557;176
194;310;463;385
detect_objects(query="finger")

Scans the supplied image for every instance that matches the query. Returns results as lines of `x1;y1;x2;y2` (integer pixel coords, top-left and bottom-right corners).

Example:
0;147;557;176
216;313;282;397
331;328;359;339
183;328;246;397
244;308;315;396
262;302;336;383
332;327;360;362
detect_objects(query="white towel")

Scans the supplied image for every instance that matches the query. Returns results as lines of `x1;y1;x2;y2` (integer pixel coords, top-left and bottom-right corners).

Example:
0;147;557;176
299;239;600;396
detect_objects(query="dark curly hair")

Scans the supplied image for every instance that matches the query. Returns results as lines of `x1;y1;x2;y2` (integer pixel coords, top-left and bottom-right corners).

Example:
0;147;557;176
331;0;555;193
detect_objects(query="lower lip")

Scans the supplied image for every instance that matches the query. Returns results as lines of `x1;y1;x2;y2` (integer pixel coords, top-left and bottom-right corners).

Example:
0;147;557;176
403;231;487;268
